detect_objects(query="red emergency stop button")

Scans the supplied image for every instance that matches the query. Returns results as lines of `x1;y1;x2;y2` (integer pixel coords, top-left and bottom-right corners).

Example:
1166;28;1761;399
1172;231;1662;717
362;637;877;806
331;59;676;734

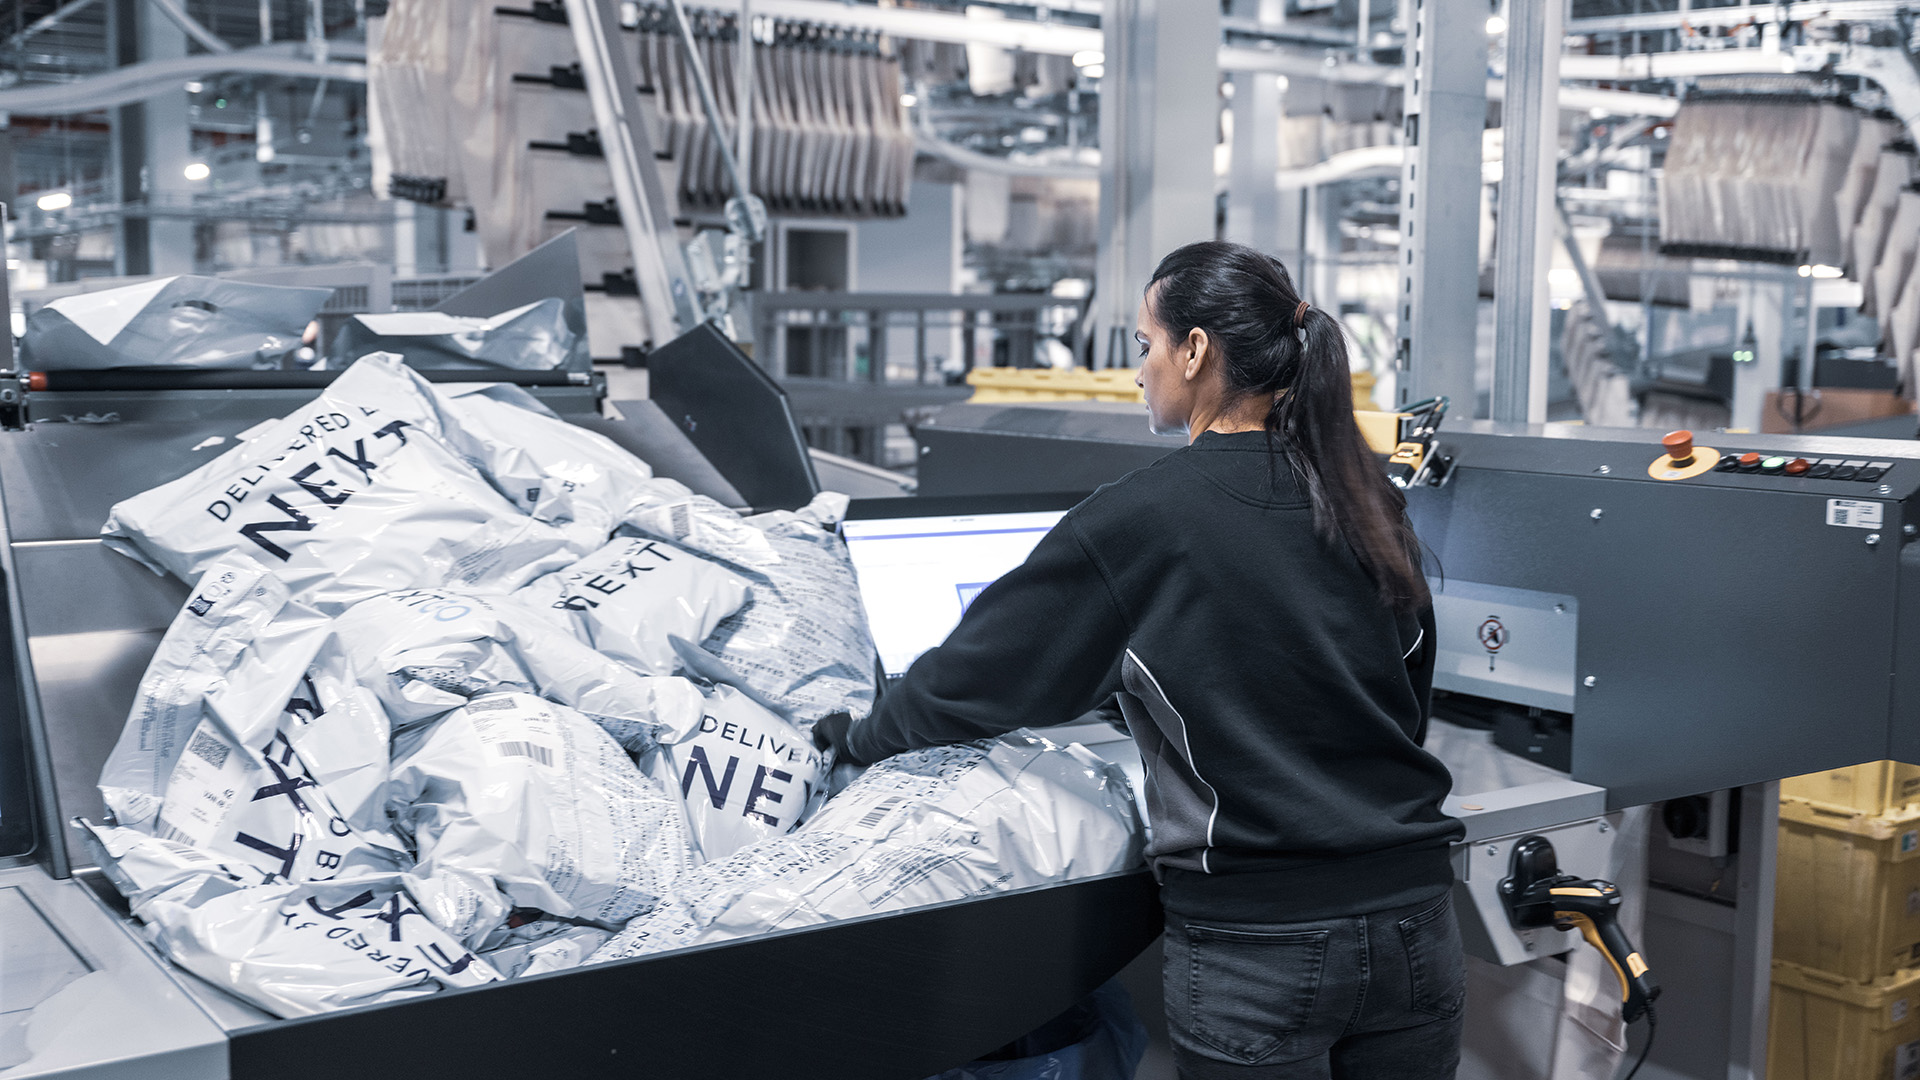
1662;430;1695;464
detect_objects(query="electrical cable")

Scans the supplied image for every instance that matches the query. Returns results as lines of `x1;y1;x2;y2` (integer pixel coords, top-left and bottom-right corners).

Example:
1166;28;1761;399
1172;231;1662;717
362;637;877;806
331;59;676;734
1621;1003;1657;1080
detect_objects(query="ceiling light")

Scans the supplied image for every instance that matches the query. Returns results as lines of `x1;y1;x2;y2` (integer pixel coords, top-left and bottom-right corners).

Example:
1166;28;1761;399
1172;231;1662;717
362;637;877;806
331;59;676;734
899;93;917;107
1079;64;1104;79
1486;14;1507;34
184;81;203;93
183;162;210;181
1071;50;1104;68
36;192;70;211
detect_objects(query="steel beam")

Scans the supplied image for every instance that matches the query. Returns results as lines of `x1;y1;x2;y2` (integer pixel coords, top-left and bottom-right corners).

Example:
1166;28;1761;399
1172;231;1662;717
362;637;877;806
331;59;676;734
1395;0;1486;412
1093;0;1218;366
1490;0;1561;424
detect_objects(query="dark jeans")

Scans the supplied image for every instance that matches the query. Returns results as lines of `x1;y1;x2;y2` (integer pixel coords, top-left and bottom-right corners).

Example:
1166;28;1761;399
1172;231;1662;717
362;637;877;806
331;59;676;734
1162;892;1466;1080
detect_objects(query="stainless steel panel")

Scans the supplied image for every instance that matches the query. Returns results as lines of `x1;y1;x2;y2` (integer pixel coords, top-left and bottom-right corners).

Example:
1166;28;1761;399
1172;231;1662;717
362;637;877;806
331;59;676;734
0;866;227;1079
1430;580;1579;713
30;629;167;830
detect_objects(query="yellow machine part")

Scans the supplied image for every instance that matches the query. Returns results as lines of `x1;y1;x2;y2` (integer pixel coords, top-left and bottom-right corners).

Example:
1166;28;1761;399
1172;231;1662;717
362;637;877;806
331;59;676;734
965;368;1405;454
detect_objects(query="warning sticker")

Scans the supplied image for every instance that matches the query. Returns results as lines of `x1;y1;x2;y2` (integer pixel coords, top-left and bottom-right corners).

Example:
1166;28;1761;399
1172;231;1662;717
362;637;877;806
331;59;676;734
1827;499;1885;529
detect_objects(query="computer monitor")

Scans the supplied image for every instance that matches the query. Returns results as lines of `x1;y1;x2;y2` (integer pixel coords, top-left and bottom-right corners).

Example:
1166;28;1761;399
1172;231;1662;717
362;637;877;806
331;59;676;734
842;492;1086;681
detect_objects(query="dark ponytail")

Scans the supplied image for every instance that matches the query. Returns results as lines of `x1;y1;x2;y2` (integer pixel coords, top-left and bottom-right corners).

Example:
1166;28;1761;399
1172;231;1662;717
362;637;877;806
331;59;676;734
1146;240;1430;612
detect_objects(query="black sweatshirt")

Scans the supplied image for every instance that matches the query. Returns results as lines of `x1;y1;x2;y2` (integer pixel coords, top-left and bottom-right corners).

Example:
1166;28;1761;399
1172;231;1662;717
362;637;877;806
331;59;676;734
843;430;1464;922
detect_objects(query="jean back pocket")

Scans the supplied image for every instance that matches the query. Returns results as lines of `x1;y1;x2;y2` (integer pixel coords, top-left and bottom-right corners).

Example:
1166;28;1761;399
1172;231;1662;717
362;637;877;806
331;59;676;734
1398;894;1466;1020
1177;924;1330;1065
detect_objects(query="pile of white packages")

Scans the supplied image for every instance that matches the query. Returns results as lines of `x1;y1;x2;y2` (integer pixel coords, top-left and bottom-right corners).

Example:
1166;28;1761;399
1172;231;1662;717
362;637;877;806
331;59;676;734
81;354;1143;1019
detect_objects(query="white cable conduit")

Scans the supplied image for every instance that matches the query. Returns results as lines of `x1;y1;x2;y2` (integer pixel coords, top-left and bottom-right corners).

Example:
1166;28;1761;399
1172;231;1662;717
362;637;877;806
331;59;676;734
0;44;362;114
1274;143;1509;190
1569;1;1909;35
913;132;1098;179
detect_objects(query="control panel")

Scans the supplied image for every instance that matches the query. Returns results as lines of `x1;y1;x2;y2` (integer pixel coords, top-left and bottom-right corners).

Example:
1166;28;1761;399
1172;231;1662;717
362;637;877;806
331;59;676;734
1642;428;1907;491
1710;453;1893;483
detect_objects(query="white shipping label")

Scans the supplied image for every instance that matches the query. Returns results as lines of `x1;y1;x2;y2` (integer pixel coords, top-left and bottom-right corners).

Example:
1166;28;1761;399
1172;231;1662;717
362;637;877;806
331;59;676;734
1828;499;1886;529
155;726;248;847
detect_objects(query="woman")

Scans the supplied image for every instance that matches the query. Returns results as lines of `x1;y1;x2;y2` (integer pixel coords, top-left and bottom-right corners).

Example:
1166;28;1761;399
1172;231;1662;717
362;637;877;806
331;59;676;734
818;240;1465;1079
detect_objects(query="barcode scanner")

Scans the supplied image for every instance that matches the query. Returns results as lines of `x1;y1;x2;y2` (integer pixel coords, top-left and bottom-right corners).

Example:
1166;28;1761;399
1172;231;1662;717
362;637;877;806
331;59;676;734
1499;834;1660;1023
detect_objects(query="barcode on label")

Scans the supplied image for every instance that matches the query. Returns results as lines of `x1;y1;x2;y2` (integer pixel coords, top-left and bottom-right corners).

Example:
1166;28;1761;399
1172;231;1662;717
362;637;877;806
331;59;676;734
855;795;908;831
1827;499;1885;529
155;822;193;844
669;504;692;539
187;730;231;769
493;741;554;767
467;697;517;713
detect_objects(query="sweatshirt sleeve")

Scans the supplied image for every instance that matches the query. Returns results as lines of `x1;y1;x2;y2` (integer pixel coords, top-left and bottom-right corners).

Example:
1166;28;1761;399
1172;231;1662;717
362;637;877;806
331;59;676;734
842;515;1131;764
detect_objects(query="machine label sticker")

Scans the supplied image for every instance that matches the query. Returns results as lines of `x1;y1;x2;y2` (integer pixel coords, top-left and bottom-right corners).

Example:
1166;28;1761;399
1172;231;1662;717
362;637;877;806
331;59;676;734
1897;997;1913;1024
1477;617;1508;672
1827;499;1885;529
1904;830;1920;855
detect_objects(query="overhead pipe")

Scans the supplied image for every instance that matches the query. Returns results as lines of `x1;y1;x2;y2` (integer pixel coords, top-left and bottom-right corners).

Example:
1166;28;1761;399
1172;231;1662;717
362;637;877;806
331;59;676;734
0;44;362;114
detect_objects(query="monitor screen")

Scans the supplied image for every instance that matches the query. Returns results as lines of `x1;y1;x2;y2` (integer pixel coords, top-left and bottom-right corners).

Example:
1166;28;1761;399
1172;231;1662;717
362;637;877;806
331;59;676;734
844;506;1070;679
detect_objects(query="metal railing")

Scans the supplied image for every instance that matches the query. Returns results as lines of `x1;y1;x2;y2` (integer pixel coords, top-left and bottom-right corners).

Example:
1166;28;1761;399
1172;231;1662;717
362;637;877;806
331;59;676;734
749;290;1090;385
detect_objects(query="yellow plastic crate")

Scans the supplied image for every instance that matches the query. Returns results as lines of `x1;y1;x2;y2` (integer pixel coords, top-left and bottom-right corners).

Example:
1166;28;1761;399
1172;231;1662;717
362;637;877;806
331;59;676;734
964;367;1384;410
1785;762;1920;818
1777;802;1920;983
963;369;1404;455
1768;959;1920;1080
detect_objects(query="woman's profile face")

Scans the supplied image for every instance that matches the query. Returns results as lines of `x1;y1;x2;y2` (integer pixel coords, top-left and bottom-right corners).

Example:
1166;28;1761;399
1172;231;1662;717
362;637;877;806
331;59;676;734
1135;290;1195;436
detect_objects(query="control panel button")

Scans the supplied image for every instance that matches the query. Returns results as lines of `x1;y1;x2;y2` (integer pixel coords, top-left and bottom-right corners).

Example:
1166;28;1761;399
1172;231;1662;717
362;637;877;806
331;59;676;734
1760;456;1788;473
1662;430;1695;464
1738;452;1763;473
1714;455;1742;472
1785;458;1811;475
1857;467;1888;482
1833;465;1859;480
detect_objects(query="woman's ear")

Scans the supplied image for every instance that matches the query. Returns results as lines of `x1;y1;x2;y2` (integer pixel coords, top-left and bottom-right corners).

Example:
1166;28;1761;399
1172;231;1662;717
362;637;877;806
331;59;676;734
1184;328;1211;381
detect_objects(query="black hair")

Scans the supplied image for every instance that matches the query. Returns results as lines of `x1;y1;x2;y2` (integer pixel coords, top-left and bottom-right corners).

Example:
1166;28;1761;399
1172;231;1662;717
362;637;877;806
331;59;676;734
1145;240;1430;612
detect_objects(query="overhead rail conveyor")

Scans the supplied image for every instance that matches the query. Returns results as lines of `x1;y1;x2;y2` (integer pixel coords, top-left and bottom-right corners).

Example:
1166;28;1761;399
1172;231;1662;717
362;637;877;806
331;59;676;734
0;239;1156;1080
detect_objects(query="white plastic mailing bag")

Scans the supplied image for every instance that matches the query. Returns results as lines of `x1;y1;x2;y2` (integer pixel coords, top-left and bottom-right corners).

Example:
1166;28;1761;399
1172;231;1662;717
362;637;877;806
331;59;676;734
20;275;331;371
77;821;276;907
517;535;750;676
434;385;661;547
328;299;579;371
138;873;501;1018
641;682;826;862
589;731;1142;962
391;693;696;948
627;490;877;728
329;586;706;750
476;918;613;978
97;556;406;883
100;355;579;613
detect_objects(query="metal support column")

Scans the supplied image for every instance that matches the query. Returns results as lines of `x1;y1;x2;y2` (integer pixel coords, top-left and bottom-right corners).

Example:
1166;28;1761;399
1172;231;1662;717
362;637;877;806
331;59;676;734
1731;278;1786;432
1095;0;1219;366
1489;0;1560;423
1226;0;1284;254
1727;781;1777;1080
566;0;702;339
1395;0;1487;410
